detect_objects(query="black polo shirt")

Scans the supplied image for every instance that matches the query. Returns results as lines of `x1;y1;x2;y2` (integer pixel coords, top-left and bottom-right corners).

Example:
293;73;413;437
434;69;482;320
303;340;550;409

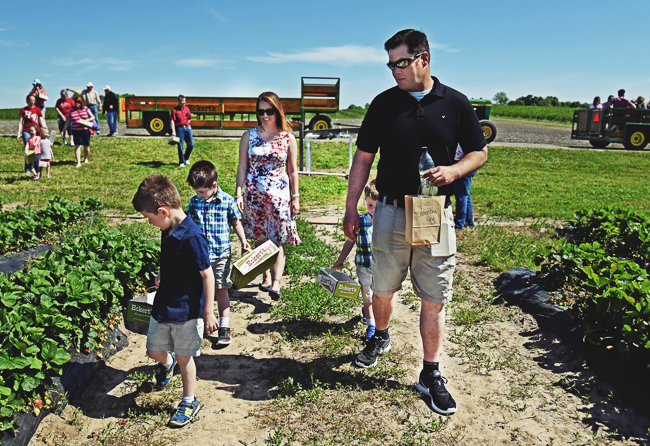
153;215;211;323
357;76;486;198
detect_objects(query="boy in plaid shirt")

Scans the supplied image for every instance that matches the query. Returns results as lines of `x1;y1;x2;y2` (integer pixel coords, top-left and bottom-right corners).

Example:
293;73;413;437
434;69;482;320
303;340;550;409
187;161;250;345
332;180;378;341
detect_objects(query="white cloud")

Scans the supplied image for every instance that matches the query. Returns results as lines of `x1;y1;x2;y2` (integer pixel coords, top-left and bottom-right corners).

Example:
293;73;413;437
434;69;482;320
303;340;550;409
0;40;28;47
247;45;387;66
174;58;235;69
55;57;136;71
208;7;225;21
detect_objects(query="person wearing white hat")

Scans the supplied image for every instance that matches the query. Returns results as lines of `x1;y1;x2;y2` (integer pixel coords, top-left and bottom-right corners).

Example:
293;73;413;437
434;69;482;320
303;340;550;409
102;86;119;136
67;83;102;133
29;80;48;114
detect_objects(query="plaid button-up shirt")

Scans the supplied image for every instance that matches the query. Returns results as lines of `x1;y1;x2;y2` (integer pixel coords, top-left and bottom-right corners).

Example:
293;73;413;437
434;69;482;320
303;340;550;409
355;213;373;268
187;186;242;261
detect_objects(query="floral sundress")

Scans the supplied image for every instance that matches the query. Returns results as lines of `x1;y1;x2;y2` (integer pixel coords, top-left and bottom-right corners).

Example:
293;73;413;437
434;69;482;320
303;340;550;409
242;127;301;246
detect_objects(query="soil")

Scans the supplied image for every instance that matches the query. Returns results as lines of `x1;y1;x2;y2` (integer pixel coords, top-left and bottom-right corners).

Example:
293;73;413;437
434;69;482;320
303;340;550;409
25;209;650;446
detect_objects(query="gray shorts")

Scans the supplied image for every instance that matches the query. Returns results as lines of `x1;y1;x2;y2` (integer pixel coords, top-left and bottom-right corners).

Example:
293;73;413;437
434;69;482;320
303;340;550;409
371;200;456;304
356;266;373;304
146;317;204;357
212;256;232;289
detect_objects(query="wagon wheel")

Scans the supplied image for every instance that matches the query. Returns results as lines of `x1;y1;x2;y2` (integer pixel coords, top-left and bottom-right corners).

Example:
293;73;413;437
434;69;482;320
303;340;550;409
623;127;648;150
309;115;332;131
480;120;497;144
589;139;610;149
144;112;169;136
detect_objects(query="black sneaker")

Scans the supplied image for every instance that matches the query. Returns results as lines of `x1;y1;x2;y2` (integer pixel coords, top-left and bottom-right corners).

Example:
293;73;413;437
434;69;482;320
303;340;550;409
354;334;391;368
217;327;231;345
416;369;457;414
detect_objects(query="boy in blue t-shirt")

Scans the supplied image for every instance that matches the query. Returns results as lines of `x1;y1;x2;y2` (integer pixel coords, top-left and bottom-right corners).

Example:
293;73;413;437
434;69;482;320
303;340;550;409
132;174;217;428
332;179;378;341
186;160;250;346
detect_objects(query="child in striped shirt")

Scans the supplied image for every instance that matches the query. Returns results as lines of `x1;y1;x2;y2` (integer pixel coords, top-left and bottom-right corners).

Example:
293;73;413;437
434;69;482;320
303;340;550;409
332;179;378;341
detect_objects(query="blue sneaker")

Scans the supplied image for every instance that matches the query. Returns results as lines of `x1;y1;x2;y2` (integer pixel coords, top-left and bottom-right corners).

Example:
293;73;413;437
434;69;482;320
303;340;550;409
155;352;177;387
169;398;201;428
365;325;376;341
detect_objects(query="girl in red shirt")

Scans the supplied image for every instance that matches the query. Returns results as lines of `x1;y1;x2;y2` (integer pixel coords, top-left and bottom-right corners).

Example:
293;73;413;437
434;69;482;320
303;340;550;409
24;125;42;180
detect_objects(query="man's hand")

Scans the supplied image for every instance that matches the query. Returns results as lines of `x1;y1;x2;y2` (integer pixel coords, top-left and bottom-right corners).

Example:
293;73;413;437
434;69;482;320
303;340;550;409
343;206;360;240
425;165;459;187
204;312;218;335
331;258;344;270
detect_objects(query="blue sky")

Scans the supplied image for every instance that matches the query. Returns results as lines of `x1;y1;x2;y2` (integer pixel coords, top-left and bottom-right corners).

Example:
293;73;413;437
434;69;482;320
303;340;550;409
1;0;649;109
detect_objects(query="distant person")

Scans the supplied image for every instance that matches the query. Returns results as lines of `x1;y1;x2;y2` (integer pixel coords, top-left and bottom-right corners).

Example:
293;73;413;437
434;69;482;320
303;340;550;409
332;179;378;341
39;128;54;179
612;89;636;108
589;96;602;109
603;95;615;108
453;145;475;230
24;125;41;180
132;174;217;428
17;95;46;174
635;96;646;109
55;90;75;146
102;85;119;136
186;160;251;346
235;91;302;301
61;97;95;167
170;95;194;167
68;83;102;133
29;80;47;113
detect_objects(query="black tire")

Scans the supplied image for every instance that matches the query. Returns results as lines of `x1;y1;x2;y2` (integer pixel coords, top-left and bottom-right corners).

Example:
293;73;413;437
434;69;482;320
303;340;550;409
480;120;497;144
589;139;610;149
623;126;648;150
309;115;332;131
144;112;170;136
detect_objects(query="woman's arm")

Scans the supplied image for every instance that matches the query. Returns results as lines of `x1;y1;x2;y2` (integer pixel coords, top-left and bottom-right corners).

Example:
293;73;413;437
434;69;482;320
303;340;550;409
16;117;24;141
235;130;250;212
86;108;95;121
287;133;300;216
61;115;71;137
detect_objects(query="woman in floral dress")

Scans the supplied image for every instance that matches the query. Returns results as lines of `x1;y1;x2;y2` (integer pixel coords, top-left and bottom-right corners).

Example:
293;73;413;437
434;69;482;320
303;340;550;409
235;92;301;300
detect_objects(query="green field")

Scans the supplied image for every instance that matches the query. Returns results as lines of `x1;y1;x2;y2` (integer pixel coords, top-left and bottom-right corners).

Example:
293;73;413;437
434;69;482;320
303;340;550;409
1;137;648;221
491;104;577;123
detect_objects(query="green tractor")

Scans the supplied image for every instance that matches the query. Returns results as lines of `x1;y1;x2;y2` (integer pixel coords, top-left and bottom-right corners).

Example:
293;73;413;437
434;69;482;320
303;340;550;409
471;98;497;144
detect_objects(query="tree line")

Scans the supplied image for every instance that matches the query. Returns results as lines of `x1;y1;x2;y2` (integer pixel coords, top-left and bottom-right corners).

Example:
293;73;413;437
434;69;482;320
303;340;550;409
493;92;588;108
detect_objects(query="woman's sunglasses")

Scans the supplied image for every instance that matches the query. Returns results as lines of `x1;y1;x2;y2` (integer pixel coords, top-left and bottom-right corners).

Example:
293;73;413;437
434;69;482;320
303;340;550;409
257;108;275;116
386;52;425;71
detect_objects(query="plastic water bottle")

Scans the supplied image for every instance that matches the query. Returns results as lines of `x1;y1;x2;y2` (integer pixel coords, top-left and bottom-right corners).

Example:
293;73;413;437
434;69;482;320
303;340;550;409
418;146;438;196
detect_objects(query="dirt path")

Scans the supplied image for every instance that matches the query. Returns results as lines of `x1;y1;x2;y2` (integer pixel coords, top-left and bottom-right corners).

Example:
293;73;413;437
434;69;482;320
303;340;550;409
27;212;650;446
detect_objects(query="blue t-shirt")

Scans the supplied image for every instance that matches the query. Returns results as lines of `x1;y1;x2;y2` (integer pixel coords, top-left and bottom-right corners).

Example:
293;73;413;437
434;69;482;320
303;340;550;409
153;215;211;323
355;213;373;268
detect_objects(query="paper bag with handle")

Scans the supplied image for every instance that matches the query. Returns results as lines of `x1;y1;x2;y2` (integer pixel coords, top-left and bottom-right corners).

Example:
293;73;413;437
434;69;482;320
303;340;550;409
404;195;445;245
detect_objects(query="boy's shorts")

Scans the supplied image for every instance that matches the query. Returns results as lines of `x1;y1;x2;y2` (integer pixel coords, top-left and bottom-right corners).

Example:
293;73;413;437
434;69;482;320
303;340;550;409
146;317;204;357
371;200;456;304
356;266;373;304
212;256;232;289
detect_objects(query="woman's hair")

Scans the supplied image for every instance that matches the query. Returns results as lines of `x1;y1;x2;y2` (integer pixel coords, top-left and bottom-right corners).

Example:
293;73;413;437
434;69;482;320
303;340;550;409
637;96;645;104
75;97;85;107
132;175;181;214
60;89;68;98
187;160;218;189
593;96;600;104
364;179;379;200
256;92;293;133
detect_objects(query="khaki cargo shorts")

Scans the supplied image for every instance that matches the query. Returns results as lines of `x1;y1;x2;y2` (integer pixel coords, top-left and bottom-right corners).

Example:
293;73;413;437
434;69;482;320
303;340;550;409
146;317;204;357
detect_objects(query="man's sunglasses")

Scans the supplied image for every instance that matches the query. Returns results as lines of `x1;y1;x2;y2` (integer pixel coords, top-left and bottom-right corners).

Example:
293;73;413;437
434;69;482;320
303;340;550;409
386;52;425;71
257;108;275;116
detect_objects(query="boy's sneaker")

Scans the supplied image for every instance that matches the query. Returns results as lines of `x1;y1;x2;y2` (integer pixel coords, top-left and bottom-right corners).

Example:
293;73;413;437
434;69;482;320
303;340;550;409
217;327;231;345
169;398;201;428
416;369;457;415
155;352;177;387
354;333;391;368
365;325;376;341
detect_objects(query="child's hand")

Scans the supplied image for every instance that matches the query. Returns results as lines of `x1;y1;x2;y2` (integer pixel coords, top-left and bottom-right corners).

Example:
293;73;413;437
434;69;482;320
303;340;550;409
204;312;218;335
154;273;161;287
331;259;344;270
242;240;251;252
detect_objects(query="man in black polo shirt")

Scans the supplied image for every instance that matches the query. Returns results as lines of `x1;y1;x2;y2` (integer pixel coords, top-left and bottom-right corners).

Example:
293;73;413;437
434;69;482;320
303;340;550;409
343;29;488;415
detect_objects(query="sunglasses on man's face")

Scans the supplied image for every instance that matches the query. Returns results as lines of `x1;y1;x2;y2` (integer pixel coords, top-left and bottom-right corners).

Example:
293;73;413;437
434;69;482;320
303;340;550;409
386;52;425;71
257;108;275;116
